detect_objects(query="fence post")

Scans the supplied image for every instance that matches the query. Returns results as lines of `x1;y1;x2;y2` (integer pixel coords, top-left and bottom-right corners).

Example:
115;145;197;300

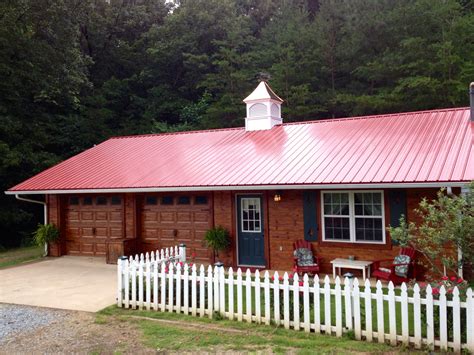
245;269;252;323
335;276;342;337
117;259;123;307
375;280;384;344
413;283;422;349
273;271;281;326
353;278;361;340
439;285;448;351
255;270;261;324
364;278;373;342
303;274;310;333
179;244;186;263
314;275;320;334
452;286;461;352
467;288;474;353
264;271;271;325
387;281;397;346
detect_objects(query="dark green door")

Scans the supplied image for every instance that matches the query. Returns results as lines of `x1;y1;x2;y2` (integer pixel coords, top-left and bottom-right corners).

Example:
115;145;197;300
237;195;265;266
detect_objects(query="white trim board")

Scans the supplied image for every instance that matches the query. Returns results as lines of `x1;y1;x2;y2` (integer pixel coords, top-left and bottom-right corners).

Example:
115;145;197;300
5;181;469;195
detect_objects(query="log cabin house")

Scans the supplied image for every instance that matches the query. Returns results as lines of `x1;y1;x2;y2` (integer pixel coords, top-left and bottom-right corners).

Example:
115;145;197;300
6;82;474;276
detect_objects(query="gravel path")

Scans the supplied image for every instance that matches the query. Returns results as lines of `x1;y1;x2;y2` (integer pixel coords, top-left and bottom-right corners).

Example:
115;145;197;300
0;304;66;343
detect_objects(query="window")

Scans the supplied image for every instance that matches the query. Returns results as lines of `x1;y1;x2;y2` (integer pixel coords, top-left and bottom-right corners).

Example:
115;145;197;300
145;196;158;205
69;196;79;205
83;197;93;205
161;196;174;205
322;191;385;243
195;196;208;205
178;196;190;205
241;197;261;232
111;196;122;205
96;196;107;205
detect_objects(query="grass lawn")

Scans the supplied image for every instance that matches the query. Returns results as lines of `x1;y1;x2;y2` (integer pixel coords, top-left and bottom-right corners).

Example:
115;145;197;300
0;245;43;269
99;305;413;354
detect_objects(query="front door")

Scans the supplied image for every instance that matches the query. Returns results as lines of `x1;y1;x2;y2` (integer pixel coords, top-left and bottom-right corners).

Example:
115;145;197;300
237;195;265;266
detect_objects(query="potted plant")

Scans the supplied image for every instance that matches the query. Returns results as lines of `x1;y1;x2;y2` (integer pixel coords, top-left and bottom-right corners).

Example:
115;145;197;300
33;223;60;257
204;226;230;264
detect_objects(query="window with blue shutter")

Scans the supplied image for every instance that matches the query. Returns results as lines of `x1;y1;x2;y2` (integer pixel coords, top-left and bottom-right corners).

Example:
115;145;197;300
388;190;407;245
303;190;318;241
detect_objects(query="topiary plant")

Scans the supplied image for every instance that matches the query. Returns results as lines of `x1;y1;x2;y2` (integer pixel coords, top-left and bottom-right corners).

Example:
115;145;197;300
204;225;230;263
33;223;60;256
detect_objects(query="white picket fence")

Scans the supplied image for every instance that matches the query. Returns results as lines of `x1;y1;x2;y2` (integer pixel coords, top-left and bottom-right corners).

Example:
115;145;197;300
122;245;186;269
117;260;474;352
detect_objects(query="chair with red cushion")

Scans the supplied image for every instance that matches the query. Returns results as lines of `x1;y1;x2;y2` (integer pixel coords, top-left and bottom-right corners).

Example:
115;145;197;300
372;247;416;284
293;240;321;276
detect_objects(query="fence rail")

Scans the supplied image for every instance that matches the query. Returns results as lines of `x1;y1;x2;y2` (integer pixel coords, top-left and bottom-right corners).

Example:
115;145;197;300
117;258;474;352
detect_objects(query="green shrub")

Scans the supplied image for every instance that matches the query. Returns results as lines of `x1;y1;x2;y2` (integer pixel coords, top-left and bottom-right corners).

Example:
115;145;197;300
204;226;230;260
32;223;59;246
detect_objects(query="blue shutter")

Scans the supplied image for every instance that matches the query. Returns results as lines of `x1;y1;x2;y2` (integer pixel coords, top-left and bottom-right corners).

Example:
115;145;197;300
388;190;407;245
303;190;318;241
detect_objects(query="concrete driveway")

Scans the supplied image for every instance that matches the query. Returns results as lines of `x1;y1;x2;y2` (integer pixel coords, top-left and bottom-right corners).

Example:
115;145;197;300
0;256;116;312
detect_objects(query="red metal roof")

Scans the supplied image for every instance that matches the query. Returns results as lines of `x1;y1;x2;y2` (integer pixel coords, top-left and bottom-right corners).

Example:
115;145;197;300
7;107;474;193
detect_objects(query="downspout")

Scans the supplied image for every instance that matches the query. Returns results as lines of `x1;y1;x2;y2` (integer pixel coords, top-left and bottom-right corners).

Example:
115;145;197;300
15;194;48;256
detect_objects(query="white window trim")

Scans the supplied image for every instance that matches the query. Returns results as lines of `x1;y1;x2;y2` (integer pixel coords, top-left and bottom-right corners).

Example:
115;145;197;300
321;190;386;244
240;197;262;233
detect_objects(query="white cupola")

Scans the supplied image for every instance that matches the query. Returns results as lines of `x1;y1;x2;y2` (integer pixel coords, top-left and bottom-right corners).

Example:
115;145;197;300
243;81;284;131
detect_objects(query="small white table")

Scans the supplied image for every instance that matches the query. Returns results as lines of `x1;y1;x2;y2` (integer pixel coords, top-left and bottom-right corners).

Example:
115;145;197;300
330;258;372;280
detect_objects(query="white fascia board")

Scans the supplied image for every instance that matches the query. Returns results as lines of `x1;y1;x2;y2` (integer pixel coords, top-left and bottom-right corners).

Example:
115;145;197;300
4;181;470;195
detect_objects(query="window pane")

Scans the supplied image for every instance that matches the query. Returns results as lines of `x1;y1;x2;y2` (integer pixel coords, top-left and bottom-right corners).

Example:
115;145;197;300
161;196;173;205
96;196;107;205
111;196;122;205
323;193;349;216
145;196;158;205
324;217;350;241
69;196;79;205
195;196;208;205
355;217;383;242
178;196;190;205
83;197;92;205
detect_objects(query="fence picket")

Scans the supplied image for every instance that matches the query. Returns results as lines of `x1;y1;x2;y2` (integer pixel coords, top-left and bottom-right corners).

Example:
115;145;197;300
255;270;261;324
145;261;151;311
293;273;300;331
439;286;448;351
228;267;235;320
191;264;197;317
324;275;331;335
353;278;361;340
124;260;130;309
117;259;123;307
283;272;290;329
183;264;189;315
138;262;144;310
303;274;310;333
199;265;205;317
167;263;173;312
387;282;396;346
413;284;421;349
219;267;225;316
237;268;243;322
273;271;281;326
207;265;213;319
334;277;342;337
314;275;321;334
153;262;158;311
425;284;434;350
213;266;220;311
375;280;384;344
400;283;409;346
160;262;166;312
264;271;271;325
176;264;182;313
452;287;461;352
343;277;352;330
364;279;373;342
131;263;137;310
245;269;252;323
467;288;474;353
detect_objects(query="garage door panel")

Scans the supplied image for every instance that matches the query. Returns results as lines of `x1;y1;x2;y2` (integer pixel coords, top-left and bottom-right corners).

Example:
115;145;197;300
194;212;209;222
177;212;191;222
65;196;124;256
160;212;175;222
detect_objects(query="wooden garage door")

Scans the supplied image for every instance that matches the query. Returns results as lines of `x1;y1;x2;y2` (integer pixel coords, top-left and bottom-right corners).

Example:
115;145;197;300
140;194;212;264
65;195;124;256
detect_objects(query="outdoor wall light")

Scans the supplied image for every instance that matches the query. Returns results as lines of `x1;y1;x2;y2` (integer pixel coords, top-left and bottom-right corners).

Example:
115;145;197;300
274;192;282;202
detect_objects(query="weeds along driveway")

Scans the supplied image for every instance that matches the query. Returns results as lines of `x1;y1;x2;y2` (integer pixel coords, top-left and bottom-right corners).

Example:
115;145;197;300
0;256;116;312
